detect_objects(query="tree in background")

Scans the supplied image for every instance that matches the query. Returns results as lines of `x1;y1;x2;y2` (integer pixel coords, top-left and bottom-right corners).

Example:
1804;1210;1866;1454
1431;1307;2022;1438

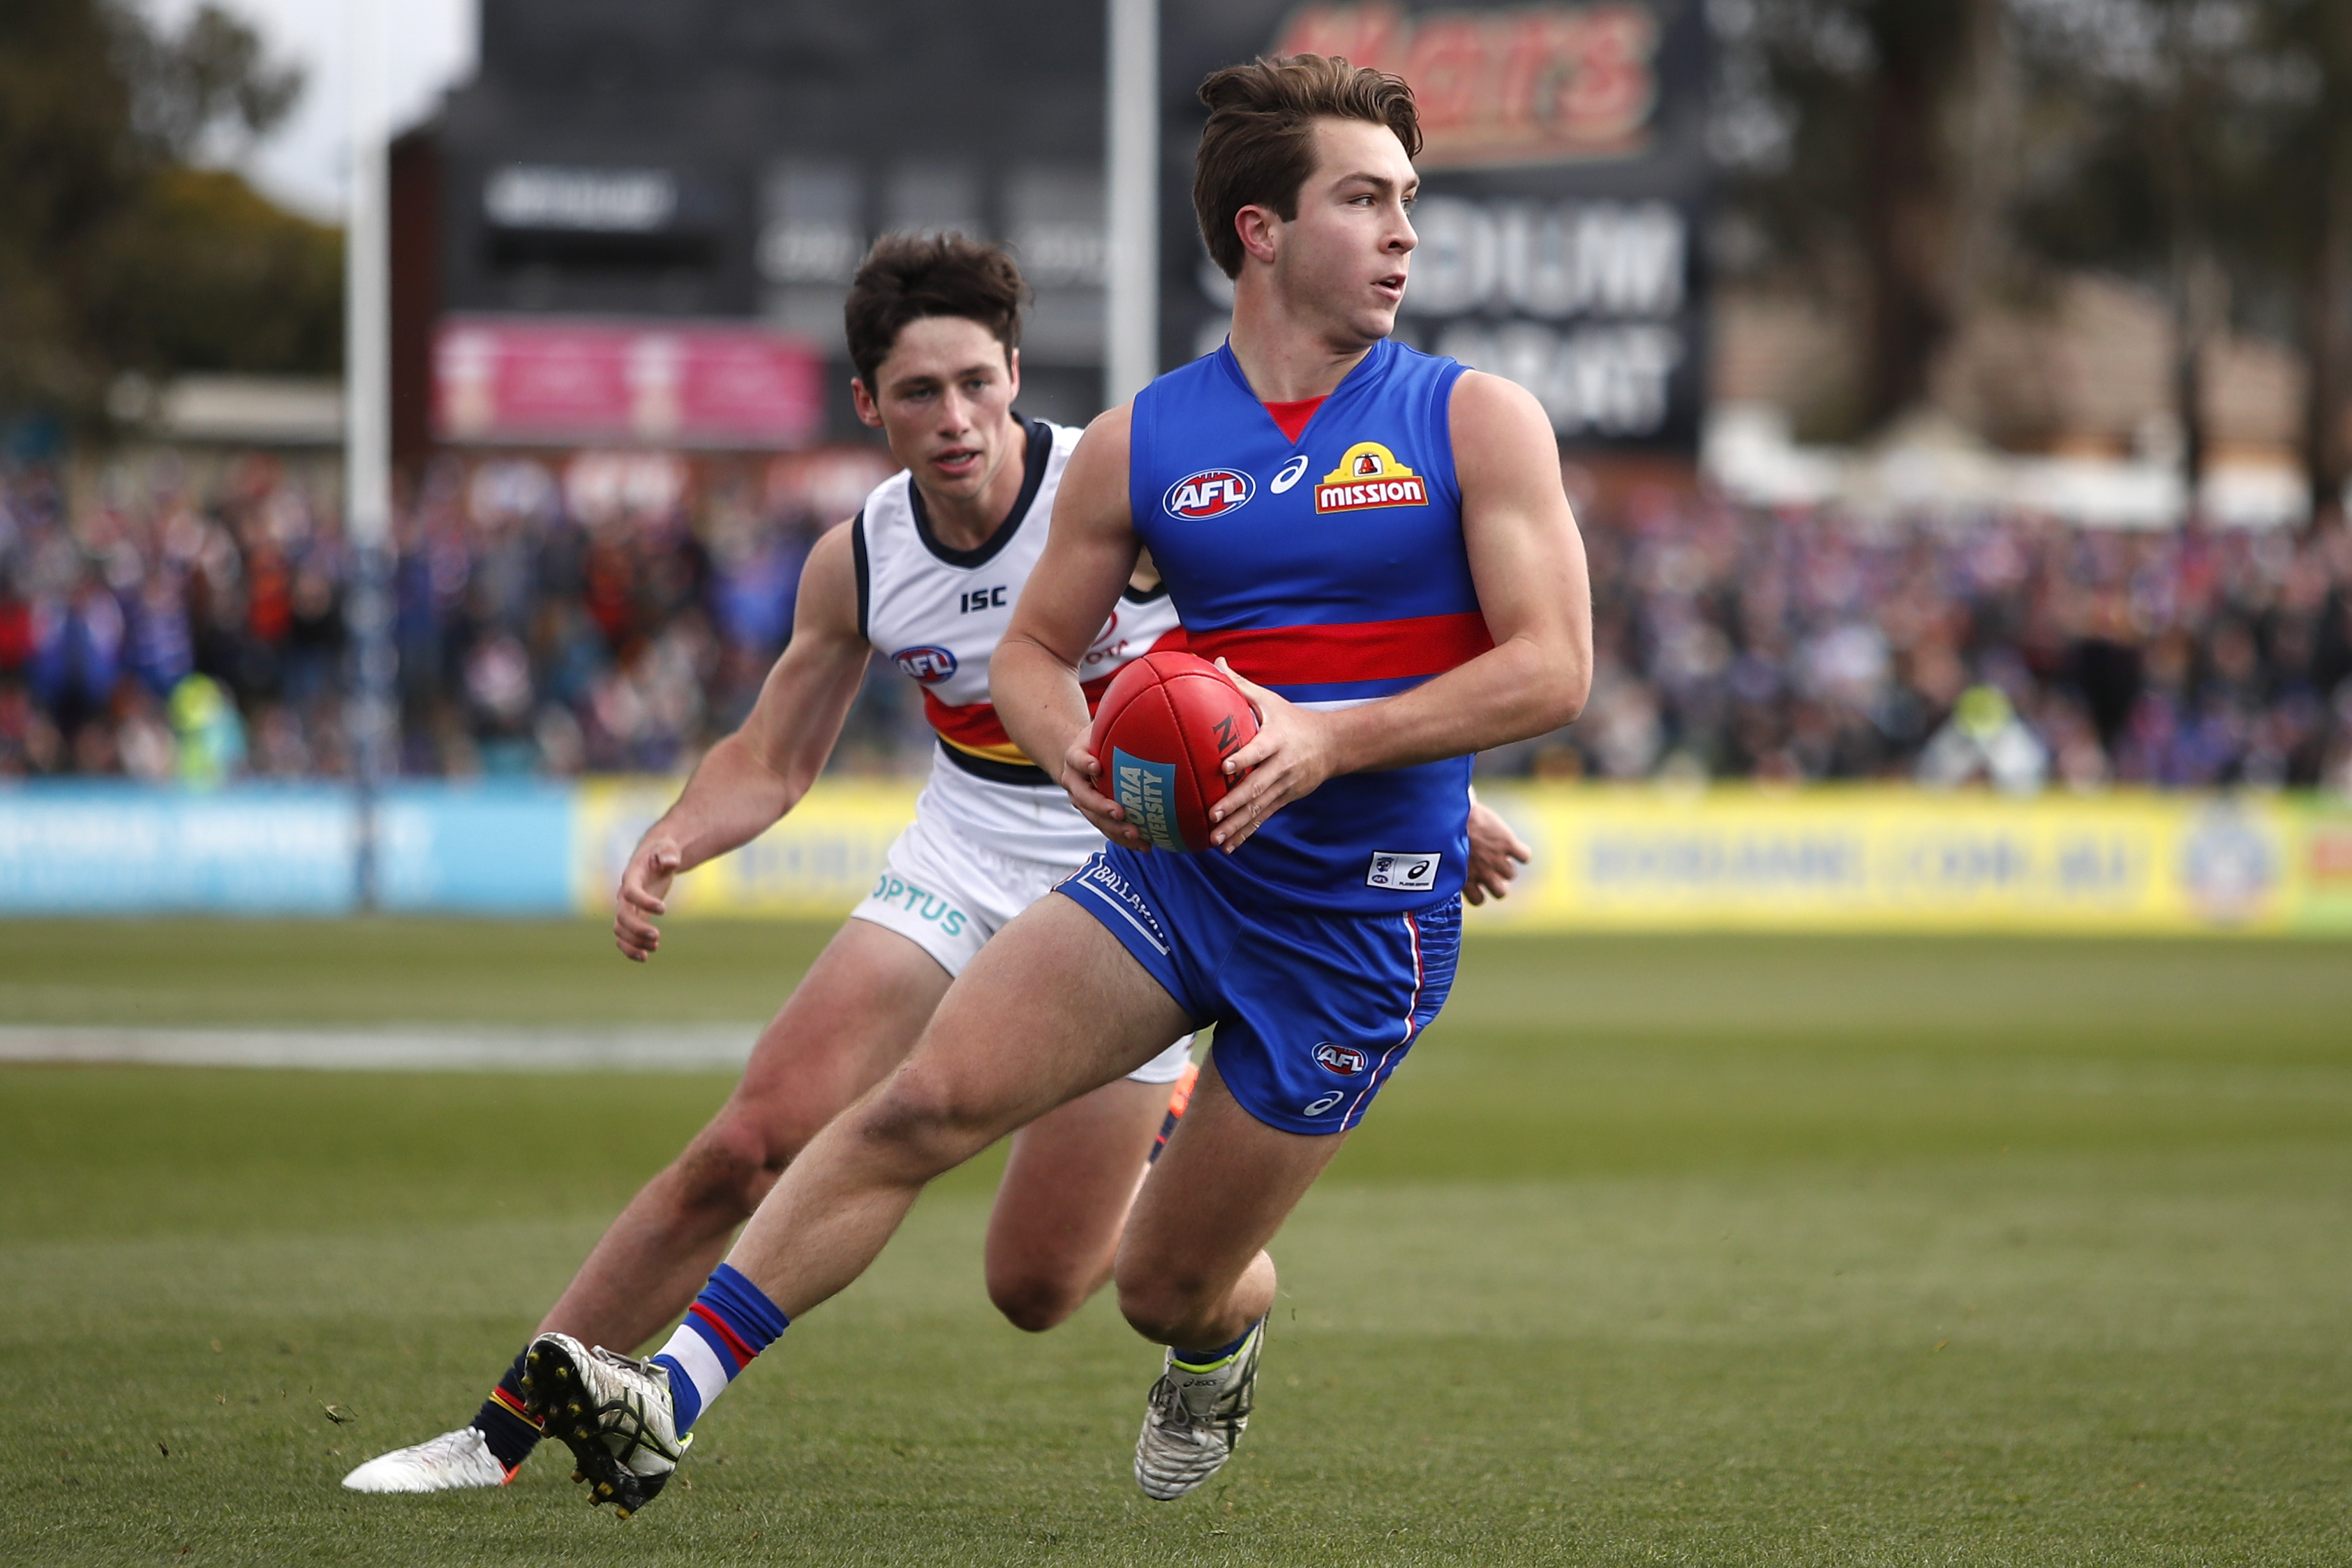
2272;0;2352;512
0;0;338;433
1711;0;1995;435
2009;0;2316;492
1718;0;2352;505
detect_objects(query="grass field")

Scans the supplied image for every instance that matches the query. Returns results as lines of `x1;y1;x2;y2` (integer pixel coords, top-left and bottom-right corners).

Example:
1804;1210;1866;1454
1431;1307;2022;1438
6;919;2351;1565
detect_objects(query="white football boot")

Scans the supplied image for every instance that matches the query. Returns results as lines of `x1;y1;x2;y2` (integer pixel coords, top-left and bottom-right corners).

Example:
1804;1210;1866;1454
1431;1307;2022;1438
1133;1318;1265;1501
519;1332;691;1518
341;1426;514;1492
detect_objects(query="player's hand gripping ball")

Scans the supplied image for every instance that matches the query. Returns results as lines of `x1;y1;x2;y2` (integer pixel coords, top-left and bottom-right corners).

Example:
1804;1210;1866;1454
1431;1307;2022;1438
1087;651;1258;851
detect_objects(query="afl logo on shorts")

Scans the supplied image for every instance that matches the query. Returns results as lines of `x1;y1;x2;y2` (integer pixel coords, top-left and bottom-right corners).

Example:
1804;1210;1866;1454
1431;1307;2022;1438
1313;1042;1369;1077
1164;468;1253;520
893;645;958;683
1315;442;1428;513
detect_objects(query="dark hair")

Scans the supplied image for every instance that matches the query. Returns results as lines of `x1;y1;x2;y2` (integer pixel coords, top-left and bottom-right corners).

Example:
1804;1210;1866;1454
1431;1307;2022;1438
843;232;1027;389
1192;54;1422;280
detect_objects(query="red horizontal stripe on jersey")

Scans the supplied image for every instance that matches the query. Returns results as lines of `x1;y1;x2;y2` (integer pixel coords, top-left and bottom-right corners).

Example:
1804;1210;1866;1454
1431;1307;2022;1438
925;690;1015;750
1186;613;1494;687
921;641;1180;750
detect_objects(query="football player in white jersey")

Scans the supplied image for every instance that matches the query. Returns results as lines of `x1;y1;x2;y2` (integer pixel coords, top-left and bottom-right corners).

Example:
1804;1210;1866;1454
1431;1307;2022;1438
344;233;1531;1495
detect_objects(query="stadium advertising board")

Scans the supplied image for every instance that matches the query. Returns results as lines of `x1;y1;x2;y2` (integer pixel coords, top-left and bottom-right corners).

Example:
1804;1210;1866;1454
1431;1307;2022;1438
1468;786;2352;936
570;778;917;919
1159;1;1711;450
0;779;2342;932
433;317;824;449
0;783;572;915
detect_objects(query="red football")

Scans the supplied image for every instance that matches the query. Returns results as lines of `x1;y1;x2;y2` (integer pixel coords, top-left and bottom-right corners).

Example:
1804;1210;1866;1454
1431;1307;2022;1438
1087;651;1259;852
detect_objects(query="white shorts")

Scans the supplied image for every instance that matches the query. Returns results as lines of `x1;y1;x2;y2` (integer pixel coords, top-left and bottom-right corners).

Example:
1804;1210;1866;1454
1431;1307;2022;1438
849;809;1196;1084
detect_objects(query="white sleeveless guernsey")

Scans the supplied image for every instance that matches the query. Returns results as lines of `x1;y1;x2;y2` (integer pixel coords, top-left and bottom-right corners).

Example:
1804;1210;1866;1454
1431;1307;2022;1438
854;417;1184;865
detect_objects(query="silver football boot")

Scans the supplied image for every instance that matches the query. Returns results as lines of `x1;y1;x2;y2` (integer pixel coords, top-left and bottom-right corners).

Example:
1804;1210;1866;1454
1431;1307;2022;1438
1133;1317;1264;1500
341;1426;513;1492
519;1332;690;1518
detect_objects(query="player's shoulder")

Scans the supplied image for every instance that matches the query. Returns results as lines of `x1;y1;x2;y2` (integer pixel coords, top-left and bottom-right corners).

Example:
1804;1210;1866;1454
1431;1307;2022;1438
1445;366;1546;426
1445;368;1560;488
1137;346;1236;410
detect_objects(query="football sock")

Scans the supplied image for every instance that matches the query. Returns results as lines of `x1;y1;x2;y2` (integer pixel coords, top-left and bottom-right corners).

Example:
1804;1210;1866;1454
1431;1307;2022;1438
1149;1062;1198;1165
649;1263;790;1433
469;1347;543;1470
1172;1321;1256;1372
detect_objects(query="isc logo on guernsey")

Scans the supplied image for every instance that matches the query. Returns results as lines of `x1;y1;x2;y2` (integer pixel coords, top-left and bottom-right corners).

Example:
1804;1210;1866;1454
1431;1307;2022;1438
1164;468;1253;520
1315;442;1427;513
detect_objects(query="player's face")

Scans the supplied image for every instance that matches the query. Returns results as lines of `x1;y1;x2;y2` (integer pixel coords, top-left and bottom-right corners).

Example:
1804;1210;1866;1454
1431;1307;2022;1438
1272;118;1418;344
853;315;1022;502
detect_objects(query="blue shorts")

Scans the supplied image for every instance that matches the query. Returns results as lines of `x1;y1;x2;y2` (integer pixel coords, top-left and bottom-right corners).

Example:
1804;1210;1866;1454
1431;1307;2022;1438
1057;844;1461;1135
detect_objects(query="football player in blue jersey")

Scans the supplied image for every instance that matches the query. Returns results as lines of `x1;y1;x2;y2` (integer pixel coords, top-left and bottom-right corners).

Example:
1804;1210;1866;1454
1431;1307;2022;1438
516;53;1585;1514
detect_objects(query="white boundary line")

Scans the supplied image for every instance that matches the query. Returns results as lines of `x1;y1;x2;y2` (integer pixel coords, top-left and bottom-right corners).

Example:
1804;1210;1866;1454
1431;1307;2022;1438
0;1025;759;1073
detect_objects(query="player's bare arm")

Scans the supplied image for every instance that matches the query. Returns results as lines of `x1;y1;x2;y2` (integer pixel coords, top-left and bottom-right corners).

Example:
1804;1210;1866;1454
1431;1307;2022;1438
1208;371;1593;849
992;403;1152;851
614;522;871;960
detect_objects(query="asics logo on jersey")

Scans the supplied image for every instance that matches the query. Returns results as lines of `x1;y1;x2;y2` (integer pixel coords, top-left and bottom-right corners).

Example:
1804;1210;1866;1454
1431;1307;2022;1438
1270;454;1309;493
1313;1043;1369;1077
893;645;958;683
1165;468;1254;520
1315;442;1427;514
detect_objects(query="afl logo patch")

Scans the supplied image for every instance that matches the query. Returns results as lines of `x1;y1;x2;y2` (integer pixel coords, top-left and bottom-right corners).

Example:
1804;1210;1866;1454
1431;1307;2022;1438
1313;1042;1369;1077
893;645;958;683
1164;468;1253;520
1315;442;1427;513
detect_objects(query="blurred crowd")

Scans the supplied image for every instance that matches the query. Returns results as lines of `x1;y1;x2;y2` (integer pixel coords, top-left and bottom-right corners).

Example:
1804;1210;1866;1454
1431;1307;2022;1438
1513;491;2352;794
2;450;2349;793
0;447;902;783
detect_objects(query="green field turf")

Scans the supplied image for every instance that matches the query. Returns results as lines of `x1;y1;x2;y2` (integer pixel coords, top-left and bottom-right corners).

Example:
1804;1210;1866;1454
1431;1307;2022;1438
5;920;2351;1565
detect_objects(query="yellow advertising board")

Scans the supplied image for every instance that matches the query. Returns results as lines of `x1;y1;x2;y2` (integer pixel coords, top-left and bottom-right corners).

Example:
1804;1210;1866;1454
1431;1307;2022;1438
573;777;922;919
1468;785;2351;936
575;777;2352;937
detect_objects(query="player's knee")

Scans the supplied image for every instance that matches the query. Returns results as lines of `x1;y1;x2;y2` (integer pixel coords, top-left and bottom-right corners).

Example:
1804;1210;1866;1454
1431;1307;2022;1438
855;1062;997;1176
987;1269;1085;1334
670;1119;774;1222
1113;1267;1217;1345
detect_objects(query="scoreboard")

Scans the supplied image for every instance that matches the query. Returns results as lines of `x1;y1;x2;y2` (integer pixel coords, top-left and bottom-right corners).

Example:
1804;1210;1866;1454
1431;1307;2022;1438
1159;1;1711;452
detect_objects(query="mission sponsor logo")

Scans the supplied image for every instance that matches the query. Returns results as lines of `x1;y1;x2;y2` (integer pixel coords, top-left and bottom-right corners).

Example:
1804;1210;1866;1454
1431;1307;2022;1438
1313;1042;1369;1077
1315;442;1427;512
1164;468;1254;520
893;645;958;683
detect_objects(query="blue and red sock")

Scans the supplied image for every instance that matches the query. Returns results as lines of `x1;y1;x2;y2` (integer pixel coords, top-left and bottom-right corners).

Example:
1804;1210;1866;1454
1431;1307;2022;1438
649;1264;789;1433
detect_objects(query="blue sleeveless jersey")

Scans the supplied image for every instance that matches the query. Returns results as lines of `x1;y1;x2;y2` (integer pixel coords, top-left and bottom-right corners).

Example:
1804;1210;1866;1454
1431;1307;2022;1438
1128;336;1488;914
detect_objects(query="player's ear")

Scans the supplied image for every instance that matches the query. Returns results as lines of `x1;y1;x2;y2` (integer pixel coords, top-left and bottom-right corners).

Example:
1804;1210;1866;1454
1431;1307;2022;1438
849;378;883;429
1235;204;1280;268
